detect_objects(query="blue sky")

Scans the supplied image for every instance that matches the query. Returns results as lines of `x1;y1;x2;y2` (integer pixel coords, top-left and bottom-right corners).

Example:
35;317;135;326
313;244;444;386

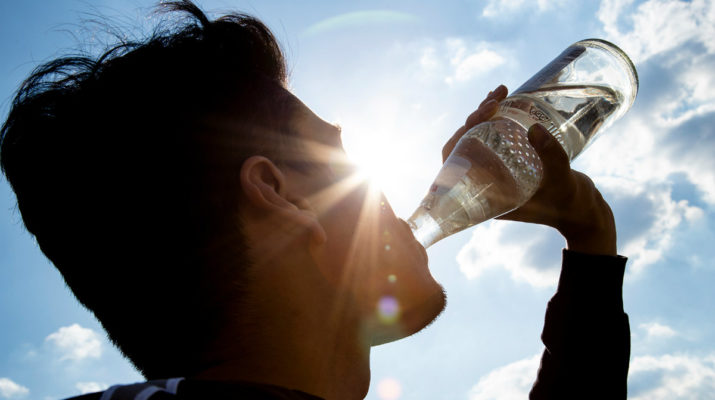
1;0;714;399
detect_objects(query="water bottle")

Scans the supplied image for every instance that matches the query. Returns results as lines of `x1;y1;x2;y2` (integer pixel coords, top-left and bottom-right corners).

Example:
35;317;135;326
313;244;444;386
408;39;638;249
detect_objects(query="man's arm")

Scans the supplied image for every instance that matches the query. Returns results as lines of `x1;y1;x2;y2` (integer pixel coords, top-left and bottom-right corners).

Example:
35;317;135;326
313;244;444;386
506;124;630;399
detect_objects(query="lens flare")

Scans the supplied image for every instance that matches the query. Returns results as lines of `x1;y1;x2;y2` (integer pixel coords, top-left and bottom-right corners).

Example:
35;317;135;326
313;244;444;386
377;296;400;324
377;377;402;400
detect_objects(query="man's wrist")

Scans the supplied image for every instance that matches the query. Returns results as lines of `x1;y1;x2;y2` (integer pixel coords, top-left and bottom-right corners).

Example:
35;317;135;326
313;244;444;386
560;198;617;256
564;229;617;256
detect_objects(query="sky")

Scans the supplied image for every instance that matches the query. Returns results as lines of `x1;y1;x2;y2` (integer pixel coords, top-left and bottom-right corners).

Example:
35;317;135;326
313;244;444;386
1;0;714;399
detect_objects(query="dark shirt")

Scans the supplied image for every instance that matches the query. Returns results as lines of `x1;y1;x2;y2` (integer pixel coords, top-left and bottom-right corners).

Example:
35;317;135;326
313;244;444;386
530;250;630;399
67;249;629;400
68;379;321;400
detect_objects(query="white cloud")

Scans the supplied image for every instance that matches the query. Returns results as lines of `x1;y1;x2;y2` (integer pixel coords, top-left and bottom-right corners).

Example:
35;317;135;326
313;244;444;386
457;221;561;288
639;322;678;339
576;111;707;274
0;378;29;399
45;324;102;361
618;188;703;275
450;48;505;84
455;160;705;282
483;0;528;17
597;0;635;37
595;0;715;146
598;0;715;64
577;70;713;197
450;11;712;281
467;354;541;400
577;116;662;186
457;106;708;282
467;352;715;400
584;0;715;213
628;353;715;399
415;38;509;85
482;0;566;18
75;382;109;395
657;53;715;129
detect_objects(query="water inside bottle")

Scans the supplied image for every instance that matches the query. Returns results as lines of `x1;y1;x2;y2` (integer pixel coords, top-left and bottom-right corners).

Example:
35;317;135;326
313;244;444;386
408;83;622;248
506;83;622;159
408;124;527;248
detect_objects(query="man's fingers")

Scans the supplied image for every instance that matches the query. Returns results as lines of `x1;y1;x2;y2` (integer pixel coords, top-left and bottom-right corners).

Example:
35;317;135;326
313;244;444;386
499;125;574;225
527;124;570;181
470;99;499;125
463;84;507;130
464;99;498;128
442;85;508;163
478;84;508;108
442;99;499;162
466;85;507;127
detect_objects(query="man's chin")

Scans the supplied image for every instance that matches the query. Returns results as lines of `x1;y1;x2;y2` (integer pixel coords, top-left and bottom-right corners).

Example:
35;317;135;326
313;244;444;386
369;285;447;346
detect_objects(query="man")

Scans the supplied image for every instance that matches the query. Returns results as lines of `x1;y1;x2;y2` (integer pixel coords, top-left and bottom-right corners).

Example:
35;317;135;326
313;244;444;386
0;1;629;399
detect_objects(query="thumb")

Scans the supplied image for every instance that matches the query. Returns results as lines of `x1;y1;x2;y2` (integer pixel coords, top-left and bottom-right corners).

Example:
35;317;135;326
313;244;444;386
528;123;570;179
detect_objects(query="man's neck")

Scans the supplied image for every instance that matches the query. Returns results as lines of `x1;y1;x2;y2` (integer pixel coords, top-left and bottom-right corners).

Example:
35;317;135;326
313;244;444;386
192;259;371;400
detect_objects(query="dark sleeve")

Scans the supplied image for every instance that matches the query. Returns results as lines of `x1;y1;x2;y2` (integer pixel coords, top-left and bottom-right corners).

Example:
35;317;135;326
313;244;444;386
529;249;630;400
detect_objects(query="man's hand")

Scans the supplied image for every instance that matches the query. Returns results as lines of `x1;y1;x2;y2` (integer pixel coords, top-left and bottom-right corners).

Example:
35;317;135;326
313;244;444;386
499;124;617;255
444;85;617;256
442;85;508;162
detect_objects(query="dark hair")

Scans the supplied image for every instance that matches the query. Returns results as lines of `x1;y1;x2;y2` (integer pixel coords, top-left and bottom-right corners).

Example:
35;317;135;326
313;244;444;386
0;1;294;378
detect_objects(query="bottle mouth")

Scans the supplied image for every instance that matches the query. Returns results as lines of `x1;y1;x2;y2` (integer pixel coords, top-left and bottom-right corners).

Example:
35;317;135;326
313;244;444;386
575;38;639;109
407;209;442;249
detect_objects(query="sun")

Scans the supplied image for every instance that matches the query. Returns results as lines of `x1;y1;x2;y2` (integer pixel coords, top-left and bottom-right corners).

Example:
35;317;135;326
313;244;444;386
341;125;412;195
331;96;433;215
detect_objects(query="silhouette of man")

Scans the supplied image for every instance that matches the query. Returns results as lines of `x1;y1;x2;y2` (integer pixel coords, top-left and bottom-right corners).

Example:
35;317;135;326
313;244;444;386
0;1;629;399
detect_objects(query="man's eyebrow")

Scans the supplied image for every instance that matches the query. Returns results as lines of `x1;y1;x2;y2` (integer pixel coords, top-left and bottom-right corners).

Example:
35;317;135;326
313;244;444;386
291;105;341;145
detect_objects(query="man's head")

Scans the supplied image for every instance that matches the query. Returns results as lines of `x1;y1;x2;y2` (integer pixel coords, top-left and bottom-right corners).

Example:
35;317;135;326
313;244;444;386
0;0;444;379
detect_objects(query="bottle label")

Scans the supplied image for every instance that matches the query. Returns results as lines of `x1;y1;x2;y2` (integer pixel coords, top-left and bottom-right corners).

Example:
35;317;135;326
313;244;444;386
496;98;560;137
513;45;586;94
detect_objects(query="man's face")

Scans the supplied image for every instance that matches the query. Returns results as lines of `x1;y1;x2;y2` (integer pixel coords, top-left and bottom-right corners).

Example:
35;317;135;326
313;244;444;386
283;95;446;344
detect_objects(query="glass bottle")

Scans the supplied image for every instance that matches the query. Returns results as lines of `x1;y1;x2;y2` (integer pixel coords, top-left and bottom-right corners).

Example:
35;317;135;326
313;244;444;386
408;39;638;249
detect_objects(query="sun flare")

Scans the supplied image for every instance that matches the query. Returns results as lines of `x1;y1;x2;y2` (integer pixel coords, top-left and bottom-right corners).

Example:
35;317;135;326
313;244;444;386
341;125;413;196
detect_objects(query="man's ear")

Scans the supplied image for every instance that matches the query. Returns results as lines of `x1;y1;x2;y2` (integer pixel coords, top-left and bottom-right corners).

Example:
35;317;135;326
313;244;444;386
240;155;292;211
240;156;326;245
